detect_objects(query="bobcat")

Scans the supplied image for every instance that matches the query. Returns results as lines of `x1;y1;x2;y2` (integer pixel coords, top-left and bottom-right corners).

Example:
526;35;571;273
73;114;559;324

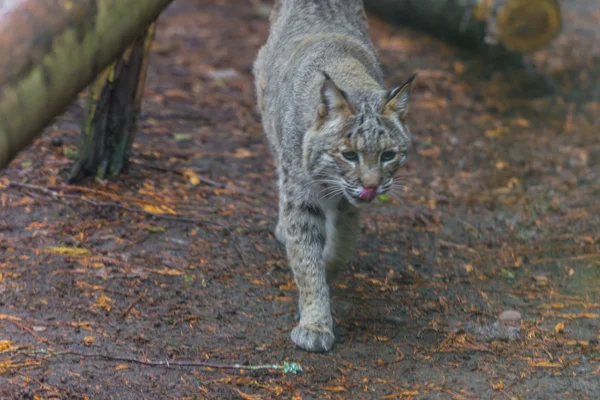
253;0;415;352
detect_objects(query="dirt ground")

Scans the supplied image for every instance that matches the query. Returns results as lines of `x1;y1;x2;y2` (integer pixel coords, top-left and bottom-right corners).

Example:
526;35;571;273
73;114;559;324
1;0;599;399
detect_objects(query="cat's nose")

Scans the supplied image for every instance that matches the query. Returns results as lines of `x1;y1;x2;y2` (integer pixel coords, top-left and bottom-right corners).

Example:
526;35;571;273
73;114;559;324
358;186;377;202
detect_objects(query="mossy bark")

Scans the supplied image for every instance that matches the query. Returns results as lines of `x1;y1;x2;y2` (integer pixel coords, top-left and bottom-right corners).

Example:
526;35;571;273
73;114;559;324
70;24;155;182
0;0;173;170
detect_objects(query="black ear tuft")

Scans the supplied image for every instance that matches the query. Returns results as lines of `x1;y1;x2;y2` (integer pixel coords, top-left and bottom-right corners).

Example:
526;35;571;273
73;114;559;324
383;73;417;121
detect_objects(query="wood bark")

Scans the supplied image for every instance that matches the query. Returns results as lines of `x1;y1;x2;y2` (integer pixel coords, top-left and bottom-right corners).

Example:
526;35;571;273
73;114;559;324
69;24;155;182
0;0;173;170
364;0;561;54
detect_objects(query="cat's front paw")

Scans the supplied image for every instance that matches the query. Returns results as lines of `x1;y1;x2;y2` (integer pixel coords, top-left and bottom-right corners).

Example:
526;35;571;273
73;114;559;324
291;324;335;353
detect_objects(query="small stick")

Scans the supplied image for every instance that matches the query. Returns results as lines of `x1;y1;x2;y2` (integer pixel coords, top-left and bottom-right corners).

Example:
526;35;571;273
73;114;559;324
120;294;144;319
37;351;303;374
8;181;249;268
0;315;55;347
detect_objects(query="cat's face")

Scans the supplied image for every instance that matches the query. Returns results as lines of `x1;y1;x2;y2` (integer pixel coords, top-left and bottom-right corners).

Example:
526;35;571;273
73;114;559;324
304;74;415;208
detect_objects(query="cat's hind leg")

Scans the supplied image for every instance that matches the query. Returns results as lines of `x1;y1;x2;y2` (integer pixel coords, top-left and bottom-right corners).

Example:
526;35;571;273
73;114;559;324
323;201;360;282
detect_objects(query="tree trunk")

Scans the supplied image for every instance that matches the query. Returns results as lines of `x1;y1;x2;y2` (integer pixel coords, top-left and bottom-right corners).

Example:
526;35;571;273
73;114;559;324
364;0;561;54
69;24;155;182
0;0;173;170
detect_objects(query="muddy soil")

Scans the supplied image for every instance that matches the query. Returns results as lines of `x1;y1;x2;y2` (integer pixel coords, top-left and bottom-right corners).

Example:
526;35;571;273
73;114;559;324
1;0;599;399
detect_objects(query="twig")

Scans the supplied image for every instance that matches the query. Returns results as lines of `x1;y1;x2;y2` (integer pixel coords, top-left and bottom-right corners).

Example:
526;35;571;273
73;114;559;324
38;350;303;374
120;294;144;319
0;315;55;347
134;161;258;199
76;282;134;298
8;181;248;268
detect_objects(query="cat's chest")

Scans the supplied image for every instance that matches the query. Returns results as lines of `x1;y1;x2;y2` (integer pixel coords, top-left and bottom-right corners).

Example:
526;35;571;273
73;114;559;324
319;197;341;235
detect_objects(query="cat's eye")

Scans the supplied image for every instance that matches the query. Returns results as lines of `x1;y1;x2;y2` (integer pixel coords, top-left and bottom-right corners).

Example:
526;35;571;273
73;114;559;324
342;151;359;162
380;151;397;162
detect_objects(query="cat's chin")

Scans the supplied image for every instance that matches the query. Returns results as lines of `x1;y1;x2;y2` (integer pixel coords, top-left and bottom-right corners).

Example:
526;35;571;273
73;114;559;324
344;194;376;209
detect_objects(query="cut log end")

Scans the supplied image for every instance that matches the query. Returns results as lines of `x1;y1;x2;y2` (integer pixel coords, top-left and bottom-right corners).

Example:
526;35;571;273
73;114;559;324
496;0;562;53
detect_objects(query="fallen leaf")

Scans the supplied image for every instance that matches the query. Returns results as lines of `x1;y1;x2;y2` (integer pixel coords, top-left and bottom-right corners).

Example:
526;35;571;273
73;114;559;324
232;148;253;158
529;360;561;368
92;295;112;312
173;133;192;142
492;380;504;390
115;364;129;371
141;204;177;215
47;247;92;256
555;322;565;333
485;126;509;138
0;340;12;351
322;386;347;392
84;336;96;346
417;146;440;157
182;169;201;186
453;61;466;75
232;388;261;400
146;268;185;276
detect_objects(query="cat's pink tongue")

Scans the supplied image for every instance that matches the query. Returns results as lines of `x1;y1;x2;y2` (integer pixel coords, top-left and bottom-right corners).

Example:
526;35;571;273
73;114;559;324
359;187;377;201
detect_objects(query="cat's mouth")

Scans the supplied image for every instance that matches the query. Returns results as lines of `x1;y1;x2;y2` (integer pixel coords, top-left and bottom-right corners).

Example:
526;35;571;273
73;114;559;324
345;186;381;207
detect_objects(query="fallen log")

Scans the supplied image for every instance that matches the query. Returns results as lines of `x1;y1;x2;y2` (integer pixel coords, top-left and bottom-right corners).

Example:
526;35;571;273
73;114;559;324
0;0;173;170
364;0;562;54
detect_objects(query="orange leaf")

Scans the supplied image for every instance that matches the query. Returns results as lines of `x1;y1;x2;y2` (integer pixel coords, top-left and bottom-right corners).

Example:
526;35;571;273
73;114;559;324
141;204;177;215
492;380;504;390
115;364;129;371
0;340;12;351
417;146;440;157
83;336;96;346
145;268;185;276
322;386;347;392
232;388;261;400
555;322;565;333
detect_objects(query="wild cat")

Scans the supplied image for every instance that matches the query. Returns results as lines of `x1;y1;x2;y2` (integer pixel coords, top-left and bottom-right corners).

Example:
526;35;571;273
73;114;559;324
253;0;415;352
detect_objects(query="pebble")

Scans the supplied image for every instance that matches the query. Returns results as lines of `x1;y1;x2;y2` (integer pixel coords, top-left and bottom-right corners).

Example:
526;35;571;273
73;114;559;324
499;310;521;321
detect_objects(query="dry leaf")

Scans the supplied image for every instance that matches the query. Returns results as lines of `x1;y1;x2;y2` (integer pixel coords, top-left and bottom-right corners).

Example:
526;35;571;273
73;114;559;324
146;268;185;276
0;340;12;351
529;361;561;368
115;364;129;371
492;380;504;390
555;322;565;333
141;204;177;215
47;247;92;256
485;126;509;138
417;146;440;157
453;61;466;75
250;279;268;286
322;386;347;392
83;336;96;346
92;295;112;312
232;388;261;400
183;169;201;186
232;148;253;158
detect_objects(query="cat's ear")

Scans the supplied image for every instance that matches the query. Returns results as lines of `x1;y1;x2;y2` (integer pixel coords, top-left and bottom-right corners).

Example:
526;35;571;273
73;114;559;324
318;71;354;119
383;73;416;122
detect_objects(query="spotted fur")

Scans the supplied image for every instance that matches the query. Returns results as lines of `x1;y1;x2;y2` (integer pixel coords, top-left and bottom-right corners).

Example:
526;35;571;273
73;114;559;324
253;0;415;352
